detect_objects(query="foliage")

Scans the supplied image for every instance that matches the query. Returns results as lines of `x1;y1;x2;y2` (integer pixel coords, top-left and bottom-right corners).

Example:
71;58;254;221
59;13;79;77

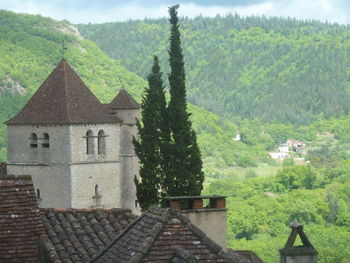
282;157;295;167
276;165;317;191
133;56;169;210
165;5;204;196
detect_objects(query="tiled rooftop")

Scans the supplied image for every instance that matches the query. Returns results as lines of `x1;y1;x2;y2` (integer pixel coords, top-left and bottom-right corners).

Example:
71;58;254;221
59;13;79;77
91;206;251;263
40;208;138;263
0;176;257;263
0;175;45;262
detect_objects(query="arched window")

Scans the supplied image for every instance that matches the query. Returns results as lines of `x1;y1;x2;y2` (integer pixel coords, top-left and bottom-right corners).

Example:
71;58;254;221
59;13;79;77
42;133;49;148
30;133;38;148
98;130;106;154
86;130;94;154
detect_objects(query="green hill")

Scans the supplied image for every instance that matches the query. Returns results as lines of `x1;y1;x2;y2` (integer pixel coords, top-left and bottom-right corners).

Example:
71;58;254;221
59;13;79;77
0;10;264;171
78;15;350;125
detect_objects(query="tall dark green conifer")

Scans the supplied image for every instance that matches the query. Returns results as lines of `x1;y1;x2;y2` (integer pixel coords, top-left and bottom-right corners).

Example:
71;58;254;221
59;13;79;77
133;55;169;211
165;5;204;196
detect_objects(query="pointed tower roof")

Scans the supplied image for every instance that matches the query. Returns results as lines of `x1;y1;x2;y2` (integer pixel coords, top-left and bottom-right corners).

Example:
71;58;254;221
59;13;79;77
109;88;140;110
6;59;120;125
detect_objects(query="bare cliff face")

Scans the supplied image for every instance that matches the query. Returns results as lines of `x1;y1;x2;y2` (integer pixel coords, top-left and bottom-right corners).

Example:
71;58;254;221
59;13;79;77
0;78;26;95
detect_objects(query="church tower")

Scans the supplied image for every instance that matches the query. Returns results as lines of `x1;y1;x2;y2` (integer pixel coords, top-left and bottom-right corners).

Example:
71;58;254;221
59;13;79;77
108;89;140;210
6;59;140;212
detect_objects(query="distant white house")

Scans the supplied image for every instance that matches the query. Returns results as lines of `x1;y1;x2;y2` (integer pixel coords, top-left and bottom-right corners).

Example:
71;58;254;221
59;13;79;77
232;133;241;141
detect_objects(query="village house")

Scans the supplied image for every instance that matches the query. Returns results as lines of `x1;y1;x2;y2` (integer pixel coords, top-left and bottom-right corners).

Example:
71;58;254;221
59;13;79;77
269;139;307;162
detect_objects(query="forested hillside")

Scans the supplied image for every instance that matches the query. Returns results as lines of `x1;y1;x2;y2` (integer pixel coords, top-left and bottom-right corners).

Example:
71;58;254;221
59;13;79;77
0;10;249;169
78;15;350;125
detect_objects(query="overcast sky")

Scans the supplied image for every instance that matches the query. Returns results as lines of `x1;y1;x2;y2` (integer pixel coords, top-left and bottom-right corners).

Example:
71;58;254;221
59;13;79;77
1;0;349;25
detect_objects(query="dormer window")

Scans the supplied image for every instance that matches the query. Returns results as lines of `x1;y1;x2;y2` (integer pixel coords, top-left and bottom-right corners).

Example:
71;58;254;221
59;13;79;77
42;133;50;148
30;133;38;148
86;130;94;154
98;130;106;155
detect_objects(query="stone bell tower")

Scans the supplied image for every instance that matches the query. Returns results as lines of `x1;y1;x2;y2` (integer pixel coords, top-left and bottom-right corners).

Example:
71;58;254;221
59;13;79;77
6;59;140;212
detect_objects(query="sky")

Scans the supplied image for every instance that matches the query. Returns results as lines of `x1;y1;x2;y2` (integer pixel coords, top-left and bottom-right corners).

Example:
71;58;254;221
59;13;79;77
1;0;350;25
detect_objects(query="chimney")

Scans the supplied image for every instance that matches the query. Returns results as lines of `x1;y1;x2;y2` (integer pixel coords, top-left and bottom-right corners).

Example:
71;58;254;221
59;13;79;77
164;195;227;248
280;222;318;263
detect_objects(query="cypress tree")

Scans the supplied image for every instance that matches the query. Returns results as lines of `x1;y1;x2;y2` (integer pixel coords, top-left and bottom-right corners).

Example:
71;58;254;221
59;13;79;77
133;55;169;211
165;5;204;196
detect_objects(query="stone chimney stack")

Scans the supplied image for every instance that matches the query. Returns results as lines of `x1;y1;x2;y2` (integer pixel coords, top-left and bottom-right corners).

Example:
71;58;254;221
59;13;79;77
164;195;227;248
280;222;318;263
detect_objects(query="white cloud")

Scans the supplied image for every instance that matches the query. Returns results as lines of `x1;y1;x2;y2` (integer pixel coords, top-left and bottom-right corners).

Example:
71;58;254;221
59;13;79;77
169;2;273;18
1;0;350;25
264;0;349;24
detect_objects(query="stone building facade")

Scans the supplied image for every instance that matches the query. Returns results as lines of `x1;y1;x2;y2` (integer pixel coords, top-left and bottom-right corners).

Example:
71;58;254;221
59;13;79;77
6;59;140;212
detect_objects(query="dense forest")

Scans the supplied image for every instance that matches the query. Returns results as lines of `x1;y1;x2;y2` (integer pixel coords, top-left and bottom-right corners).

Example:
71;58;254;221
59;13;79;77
78;15;350;125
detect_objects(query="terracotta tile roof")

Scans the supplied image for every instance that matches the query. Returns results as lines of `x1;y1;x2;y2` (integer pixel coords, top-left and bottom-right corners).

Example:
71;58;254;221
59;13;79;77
39;208;138;263
109;88;140;109
91;206;252;263
0;162;6;176
0;175;45;262
6;59;122;125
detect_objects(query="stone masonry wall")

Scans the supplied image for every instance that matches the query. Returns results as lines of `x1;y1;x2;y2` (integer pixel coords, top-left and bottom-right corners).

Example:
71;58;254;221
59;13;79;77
181;209;227;249
69;124;121;208
7;118;139;211
117;109;140;213
7;124;72;207
281;255;317;263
